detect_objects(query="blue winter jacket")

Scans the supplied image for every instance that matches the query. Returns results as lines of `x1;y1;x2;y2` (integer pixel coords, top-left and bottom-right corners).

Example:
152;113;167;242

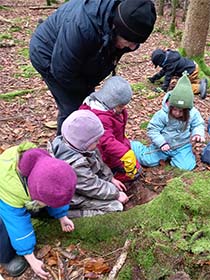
0;144;69;256
29;0;136;97
147;92;205;149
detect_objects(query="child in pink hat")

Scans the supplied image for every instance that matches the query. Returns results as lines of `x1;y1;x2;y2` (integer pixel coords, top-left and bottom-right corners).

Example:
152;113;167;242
0;142;77;278
50;110;129;218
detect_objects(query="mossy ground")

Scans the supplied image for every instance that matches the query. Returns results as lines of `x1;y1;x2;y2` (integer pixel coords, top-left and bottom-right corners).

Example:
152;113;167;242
34;171;210;279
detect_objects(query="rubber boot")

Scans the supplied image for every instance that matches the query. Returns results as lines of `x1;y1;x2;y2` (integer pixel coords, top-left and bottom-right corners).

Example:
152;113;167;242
199;78;208;99
2;255;28;277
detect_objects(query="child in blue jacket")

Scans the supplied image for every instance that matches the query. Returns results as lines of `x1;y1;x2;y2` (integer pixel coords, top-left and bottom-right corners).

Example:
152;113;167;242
0;142;77;278
132;73;205;171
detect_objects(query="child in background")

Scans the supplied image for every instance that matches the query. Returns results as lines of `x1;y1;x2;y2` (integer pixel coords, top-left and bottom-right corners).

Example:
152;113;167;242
132;73;205;171
49;110;128;218
201;118;210;165
148;48;208;99
80;75;141;182
0;142;77;279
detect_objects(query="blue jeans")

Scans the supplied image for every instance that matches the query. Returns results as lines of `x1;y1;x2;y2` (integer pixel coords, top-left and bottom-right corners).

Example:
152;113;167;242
0;218;15;263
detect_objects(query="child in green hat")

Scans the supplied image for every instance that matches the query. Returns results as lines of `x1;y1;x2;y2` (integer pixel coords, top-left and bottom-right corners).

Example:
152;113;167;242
132;72;205;170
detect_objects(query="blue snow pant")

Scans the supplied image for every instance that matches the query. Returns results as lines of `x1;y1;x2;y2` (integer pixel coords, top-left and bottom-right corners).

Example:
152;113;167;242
30;60;93;135
0;218;15;263
131;141;196;171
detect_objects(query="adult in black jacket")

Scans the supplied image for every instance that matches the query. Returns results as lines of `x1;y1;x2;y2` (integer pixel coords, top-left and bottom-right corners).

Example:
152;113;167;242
148;48;208;99
29;0;156;135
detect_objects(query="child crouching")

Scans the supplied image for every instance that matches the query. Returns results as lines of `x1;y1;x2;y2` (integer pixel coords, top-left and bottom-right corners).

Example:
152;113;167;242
0;142;77;278
49;110;128;218
80;75;142;182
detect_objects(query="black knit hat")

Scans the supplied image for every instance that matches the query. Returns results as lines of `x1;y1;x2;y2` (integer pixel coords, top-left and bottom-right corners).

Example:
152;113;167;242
113;0;156;43
151;49;166;68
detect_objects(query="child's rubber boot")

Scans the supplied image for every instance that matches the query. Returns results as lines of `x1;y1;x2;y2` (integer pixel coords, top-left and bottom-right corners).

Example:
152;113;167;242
3;255;28;277
199;78;208;99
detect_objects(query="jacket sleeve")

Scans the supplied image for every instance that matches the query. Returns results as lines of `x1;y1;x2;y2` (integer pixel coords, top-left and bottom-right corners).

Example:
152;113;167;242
151;69;165;81
147;110;168;147
94;149;114;181
190;109;205;138
71;157;120;201
50;20;96;92
47;205;69;219
162;65;176;91
0;200;36;256
99;116;130;163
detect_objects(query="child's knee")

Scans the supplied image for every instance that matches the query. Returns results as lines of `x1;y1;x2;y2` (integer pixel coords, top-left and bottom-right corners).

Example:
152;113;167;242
171;159;196;171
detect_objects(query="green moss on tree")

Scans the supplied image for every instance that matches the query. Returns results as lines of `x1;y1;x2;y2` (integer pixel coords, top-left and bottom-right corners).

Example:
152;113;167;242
179;48;210;81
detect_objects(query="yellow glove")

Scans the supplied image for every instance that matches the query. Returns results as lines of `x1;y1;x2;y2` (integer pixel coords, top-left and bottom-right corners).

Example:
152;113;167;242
120;150;138;179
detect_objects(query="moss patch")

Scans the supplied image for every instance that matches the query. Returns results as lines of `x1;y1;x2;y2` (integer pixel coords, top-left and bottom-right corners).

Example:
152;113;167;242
35;172;210;279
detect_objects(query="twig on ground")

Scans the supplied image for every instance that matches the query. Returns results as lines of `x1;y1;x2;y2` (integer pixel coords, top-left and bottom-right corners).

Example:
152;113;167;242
92;247;124;259
0;115;24;121
29;5;59;9
107;239;131;280
0;16;13;23
0;41;15;48
45;265;59;280
144;179;166;186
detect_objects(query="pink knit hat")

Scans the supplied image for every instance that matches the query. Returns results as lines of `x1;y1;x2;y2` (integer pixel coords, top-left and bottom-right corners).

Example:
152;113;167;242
18;148;77;208
61;110;104;151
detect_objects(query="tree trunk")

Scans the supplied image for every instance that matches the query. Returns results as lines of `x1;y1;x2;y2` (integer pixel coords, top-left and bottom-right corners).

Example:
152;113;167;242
170;0;178;33
182;0;188;22
181;0;210;57
156;0;165;16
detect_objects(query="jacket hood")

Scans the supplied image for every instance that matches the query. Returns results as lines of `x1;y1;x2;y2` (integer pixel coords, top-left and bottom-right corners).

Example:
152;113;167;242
90;75;132;109
51;136;96;161
51;136;77;161
83;0;118;46
164;50;181;66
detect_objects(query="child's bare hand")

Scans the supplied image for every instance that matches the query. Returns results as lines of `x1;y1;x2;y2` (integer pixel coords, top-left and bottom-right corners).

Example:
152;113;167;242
161;143;171;152
191;135;205;143
59;216;74;232
31;259;49;279
111;177;127;191
118;192;129;204
25;254;49;279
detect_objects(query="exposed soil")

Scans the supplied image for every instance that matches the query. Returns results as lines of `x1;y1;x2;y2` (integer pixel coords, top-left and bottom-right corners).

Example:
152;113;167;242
0;1;210;279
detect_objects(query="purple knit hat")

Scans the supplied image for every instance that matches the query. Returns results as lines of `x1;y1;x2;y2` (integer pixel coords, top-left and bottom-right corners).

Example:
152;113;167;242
61;110;104;151
18;148;77;208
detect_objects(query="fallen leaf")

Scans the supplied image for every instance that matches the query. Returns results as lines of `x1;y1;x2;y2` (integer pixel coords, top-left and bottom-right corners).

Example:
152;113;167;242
44;121;57;129
37;245;52;258
83;257;110;274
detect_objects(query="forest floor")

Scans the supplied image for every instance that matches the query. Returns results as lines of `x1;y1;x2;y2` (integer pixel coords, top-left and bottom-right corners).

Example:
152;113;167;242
0;0;210;279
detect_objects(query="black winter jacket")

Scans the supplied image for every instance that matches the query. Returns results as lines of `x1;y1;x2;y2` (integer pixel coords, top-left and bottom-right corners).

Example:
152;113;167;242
152;49;196;91
29;0;137;98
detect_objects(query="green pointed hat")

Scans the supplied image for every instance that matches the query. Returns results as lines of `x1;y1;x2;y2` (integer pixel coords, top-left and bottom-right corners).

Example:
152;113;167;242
169;71;194;109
